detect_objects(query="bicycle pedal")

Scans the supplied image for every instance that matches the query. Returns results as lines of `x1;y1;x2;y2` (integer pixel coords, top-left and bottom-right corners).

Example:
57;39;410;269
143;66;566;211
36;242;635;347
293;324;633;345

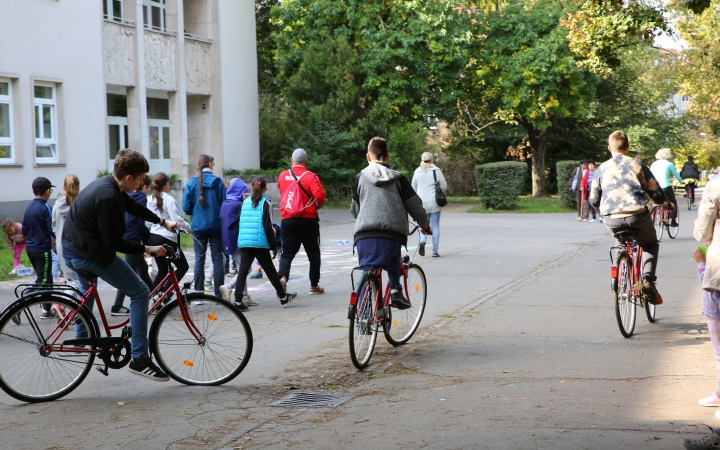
95;365;109;376
634;282;643;291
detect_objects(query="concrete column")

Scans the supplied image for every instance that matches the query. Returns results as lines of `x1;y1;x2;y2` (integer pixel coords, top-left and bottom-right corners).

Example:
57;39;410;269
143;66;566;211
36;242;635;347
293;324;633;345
168;0;189;180
128;0;149;157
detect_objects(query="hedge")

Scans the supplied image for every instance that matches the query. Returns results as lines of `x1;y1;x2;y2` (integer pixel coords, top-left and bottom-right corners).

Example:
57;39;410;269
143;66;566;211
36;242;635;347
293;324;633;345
556;160;580;209
474;161;527;209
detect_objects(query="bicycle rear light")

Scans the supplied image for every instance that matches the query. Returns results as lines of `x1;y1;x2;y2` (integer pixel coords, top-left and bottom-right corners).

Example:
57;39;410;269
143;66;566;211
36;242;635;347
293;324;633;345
349;292;357;306
610;266;618;278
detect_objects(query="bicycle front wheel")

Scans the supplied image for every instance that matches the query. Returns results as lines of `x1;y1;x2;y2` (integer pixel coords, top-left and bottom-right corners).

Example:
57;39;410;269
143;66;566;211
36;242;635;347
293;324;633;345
384;264;427;346
653;209;664;242
349;274;379;370
0;296;96;403
668;207;679;239
614;252;636;338
150;294;253;385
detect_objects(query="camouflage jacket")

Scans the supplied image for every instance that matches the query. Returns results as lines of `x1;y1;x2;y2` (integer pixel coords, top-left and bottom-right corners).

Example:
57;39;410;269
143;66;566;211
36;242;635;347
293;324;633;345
589;153;670;218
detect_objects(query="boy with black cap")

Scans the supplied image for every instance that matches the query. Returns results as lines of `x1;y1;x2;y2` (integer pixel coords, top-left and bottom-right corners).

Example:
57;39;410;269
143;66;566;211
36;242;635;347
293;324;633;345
22;177;56;318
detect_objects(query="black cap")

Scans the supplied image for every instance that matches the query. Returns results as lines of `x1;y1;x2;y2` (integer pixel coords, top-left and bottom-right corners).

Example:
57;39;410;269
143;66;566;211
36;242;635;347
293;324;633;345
31;177;55;192
580;159;588;164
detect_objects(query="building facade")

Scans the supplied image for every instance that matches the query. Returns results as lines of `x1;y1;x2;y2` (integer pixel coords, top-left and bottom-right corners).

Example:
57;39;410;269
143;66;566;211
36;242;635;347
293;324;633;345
0;0;259;219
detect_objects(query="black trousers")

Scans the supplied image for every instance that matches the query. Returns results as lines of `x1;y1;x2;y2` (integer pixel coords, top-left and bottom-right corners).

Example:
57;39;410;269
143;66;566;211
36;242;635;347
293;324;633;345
148;234;189;291
27;250;52;310
114;246;153;308
662;187;678;221
278;217;321;286
235;248;285;301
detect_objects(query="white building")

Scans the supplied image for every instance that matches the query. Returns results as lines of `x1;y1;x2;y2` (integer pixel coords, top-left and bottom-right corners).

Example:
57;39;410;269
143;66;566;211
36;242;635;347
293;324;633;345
656;48;691;117
0;0;260;219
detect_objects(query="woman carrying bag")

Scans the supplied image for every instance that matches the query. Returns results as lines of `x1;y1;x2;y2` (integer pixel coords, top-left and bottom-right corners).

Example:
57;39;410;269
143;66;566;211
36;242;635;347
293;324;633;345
411;152;447;257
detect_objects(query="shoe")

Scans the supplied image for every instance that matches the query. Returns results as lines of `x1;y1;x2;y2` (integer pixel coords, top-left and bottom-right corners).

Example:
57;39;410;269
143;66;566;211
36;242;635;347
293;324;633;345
432;252;440;257
280;277;287;295
390;290;411;310
110;306;130;316
599;218;604;223
249;271;263;279
281;292;297;308
309;285;325;295
233;301;249;312
588;219;597;223
699;392;720;407
419;242;425;256
40;309;54;319
128;358;170;382
581;219;588;222
642;280;663;305
670;220;679;227
243;296;258;306
219;284;232;301
576;217;582;221
204;281;214;292
684;425;720;449
229;268;237;275
8;268;16;275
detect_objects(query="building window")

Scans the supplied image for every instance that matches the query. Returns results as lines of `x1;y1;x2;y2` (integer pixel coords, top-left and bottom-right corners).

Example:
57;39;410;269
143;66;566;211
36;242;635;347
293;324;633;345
143;0;166;32
682;95;690;103
0;78;14;163
103;0;123;22
107;93;128;162
34;82;58;163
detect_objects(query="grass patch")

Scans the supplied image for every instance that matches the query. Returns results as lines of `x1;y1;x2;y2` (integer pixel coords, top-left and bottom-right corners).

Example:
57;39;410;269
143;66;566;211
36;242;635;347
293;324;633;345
323;324;348;328
468;195;575;214
323;197;352;210
0;244;31;282
441;313;454;319
447;196;480;204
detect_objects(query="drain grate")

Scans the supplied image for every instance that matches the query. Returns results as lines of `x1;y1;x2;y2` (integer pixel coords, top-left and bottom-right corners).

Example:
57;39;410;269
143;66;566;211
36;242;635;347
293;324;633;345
270;391;351;408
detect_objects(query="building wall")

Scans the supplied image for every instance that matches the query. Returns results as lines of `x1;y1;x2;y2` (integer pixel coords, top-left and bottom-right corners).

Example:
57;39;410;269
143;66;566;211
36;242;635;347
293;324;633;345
0;0;107;220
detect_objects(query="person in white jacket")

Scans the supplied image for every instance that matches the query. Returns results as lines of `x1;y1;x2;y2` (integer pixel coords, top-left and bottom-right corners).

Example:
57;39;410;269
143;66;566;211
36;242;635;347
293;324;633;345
411;152;447;257
146;173;192;293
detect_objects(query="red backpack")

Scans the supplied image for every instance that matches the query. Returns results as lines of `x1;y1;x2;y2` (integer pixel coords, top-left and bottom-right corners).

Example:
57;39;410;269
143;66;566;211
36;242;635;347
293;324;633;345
281;168;316;218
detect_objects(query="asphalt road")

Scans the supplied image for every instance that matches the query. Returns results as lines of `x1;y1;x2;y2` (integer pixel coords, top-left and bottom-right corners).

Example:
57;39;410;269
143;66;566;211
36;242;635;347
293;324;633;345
0;200;714;450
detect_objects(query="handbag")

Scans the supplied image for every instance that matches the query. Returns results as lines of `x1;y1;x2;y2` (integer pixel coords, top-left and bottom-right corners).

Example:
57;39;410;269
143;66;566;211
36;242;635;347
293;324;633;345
433;170;447;207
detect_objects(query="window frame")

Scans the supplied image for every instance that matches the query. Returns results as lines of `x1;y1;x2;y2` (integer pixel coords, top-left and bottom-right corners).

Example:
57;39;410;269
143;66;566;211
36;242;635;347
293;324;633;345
143;0;166;32
34;81;58;164
103;0;124;22
681;95;690;103
0;77;14;164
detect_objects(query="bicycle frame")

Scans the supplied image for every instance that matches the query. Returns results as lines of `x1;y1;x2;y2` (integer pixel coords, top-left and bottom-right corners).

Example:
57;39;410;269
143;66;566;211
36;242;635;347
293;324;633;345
611;240;643;302
351;258;410;327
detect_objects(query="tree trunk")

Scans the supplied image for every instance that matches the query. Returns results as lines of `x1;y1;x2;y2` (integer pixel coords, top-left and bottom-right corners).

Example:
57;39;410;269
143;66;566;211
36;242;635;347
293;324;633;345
521;120;551;197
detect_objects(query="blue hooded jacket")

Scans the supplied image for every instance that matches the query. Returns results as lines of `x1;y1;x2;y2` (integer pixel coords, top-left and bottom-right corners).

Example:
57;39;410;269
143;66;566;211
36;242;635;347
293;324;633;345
123;191;150;243
182;169;227;234
220;178;248;255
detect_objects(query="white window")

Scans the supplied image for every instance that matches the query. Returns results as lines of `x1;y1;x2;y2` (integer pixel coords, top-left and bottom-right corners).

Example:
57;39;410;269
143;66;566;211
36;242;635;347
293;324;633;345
682;95;690;103
103;0;123;22
143;0;166;32
0;78;14;163
34;82;58;163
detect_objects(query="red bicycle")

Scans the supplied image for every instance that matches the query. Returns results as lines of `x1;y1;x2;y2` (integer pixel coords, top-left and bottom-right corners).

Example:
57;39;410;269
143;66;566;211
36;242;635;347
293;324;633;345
348;226;428;369
0;230;253;403
650;201;679;241
610;229;656;338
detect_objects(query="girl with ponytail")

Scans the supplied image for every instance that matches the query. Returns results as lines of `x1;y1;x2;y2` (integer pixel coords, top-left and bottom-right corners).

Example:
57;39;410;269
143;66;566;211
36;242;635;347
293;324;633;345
182;154;227;297
233;177;297;310
52;174;81;280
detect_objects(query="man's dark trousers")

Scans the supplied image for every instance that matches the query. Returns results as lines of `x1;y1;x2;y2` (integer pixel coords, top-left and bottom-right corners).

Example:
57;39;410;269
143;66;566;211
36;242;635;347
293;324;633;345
27;250;53;311
278;218;321;287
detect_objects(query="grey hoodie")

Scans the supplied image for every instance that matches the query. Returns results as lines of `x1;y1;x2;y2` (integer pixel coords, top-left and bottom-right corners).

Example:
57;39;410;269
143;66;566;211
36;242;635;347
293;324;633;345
351;162;430;246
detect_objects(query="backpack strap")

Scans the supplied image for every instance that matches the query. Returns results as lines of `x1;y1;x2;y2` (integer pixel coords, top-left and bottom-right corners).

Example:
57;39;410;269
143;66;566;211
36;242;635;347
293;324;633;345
288;167;315;204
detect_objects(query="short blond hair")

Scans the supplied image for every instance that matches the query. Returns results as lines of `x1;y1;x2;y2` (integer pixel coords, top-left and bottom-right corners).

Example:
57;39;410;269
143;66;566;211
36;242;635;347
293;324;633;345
608;131;629;152
655;148;672;160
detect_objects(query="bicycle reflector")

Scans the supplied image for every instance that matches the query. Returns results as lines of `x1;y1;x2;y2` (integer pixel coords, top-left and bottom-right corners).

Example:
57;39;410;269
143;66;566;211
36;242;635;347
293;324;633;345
183;360;194;367
611;266;618;278
349;292;357;306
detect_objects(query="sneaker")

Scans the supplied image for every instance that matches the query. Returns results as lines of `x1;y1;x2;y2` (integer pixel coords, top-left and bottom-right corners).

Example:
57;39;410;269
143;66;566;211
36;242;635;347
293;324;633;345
128;358;170;382
699;392;720;407
219;284;232;301
280;277;287;295
233;301;249;312
40;309;54;319
642;280;663;305
581;219;588;222
588;219;597;223
390;290;411;310
684;425;720;449
243;295;259;306
576;217;582;221
110;306;130;316
419;242;426;256
281;292;298;308
249;271;263;279
309;285;325;295
8;268;16;275
670;220;679;227
599;218;604;223
204;281;214;292
432;252;440;257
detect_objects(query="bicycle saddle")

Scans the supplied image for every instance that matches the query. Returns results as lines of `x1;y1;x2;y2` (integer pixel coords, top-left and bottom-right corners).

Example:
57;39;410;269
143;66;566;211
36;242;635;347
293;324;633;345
614;229;640;243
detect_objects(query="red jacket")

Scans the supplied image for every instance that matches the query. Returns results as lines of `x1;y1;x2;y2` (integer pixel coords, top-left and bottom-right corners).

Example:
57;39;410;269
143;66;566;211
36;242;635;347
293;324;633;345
278;165;326;219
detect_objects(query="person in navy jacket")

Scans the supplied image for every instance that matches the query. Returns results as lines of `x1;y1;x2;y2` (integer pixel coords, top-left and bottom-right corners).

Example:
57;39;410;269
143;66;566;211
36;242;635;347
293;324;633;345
22;177;56;317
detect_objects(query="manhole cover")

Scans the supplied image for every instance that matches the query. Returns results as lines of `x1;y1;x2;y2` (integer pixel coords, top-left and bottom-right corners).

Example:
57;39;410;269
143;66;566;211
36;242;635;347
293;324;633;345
270;392;351;408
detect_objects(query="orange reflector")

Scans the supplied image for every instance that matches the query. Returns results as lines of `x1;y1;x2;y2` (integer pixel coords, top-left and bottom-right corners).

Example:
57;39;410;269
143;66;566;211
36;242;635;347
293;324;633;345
393;320;398;327
183;360;194;367
414;284;419;291
349;292;358;306
610;266;618;278
207;314;217;321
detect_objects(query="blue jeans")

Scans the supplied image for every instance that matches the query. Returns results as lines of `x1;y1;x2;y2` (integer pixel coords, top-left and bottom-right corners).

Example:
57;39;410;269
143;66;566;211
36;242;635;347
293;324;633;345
419;211;441;253
192;231;224;297
66;256;151;359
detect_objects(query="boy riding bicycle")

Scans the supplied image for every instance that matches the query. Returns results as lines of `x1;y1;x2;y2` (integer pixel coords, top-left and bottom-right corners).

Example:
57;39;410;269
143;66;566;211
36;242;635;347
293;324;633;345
590;131;673;305
351;137;432;309
62;149;177;381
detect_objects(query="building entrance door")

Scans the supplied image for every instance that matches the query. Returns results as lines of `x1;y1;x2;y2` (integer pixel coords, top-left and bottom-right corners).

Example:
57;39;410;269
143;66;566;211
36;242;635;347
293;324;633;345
107;116;128;174
148;119;170;175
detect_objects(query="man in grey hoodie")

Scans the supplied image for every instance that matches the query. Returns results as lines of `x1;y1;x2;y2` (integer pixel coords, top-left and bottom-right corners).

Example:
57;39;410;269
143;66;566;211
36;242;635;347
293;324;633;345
351;137;432;308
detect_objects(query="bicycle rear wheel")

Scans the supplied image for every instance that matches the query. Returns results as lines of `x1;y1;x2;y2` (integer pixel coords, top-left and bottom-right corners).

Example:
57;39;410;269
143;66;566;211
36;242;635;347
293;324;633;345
150;294;253;385
384;264;427;346
645;297;656;323
614;252;636;338
668;207;679;239
652;208;664;241
0;296;96;402
349;273;379;369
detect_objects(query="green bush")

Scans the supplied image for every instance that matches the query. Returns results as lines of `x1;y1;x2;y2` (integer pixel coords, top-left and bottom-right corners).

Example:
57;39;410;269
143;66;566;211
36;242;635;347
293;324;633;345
474;161;527;210
556;160;580;208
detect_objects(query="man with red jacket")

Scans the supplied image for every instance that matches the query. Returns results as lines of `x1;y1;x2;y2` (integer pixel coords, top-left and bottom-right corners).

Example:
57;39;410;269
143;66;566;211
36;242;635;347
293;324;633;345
277;149;326;294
